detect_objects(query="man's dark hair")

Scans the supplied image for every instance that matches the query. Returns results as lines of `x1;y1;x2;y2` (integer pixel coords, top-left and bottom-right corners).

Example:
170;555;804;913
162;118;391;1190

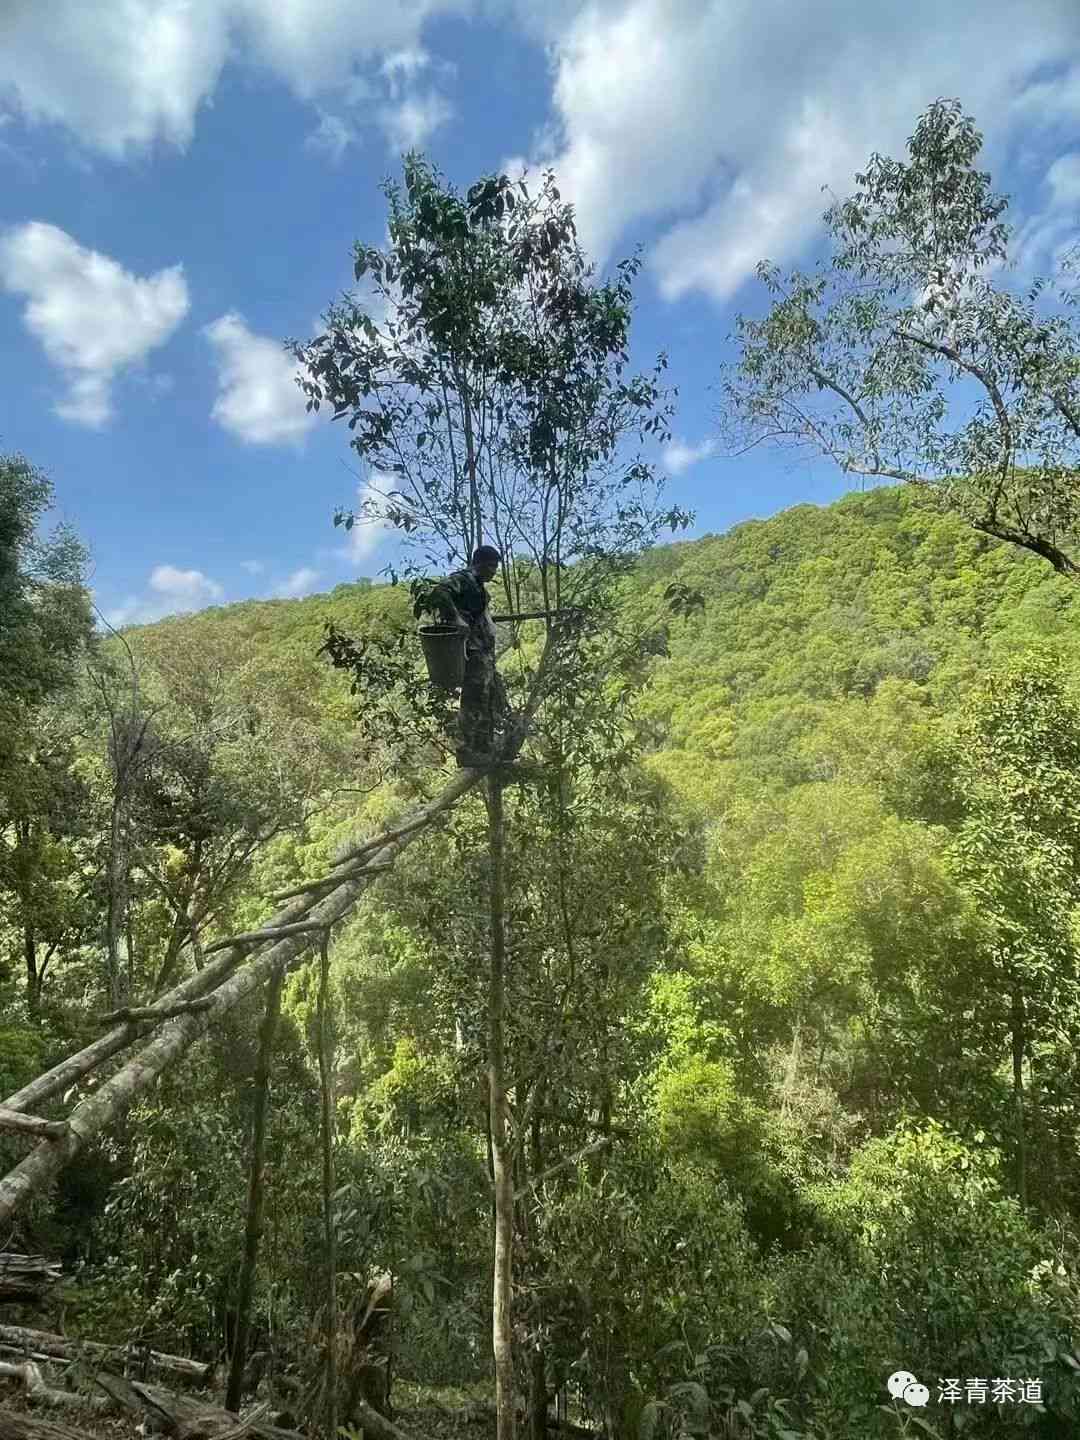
472;545;502;567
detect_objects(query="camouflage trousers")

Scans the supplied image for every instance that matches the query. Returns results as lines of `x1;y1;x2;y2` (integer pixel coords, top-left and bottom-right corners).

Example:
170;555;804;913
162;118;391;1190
458;649;509;760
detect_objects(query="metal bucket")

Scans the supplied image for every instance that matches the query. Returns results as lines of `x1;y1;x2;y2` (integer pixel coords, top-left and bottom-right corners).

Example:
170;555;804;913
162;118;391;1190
418;624;466;689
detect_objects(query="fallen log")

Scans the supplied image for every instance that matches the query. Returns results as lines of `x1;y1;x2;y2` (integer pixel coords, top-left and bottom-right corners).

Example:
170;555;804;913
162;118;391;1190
94;1372;306;1440
97;1000;216;1026
0;1361;107;1412
0;1346;66;1368
0;1326;212;1386
269;862;395;904
0;1113;66;1143
0;1258;61;1306
0;1410;98;1440
203;923;332;957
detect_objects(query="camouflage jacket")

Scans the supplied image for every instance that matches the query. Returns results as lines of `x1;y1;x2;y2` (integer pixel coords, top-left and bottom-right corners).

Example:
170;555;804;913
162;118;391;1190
430;567;496;654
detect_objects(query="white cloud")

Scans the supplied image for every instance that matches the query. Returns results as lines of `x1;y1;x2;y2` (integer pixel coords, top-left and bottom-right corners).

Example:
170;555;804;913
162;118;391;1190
150;565;224;603
0;1;466;159
275;566;322;597
6;1;1080;318
662;437;717;476
0;222;188;427
106;563;225;627
204;311;317;446
374;45;456;152
1047;151;1080;207
529;0;1080;302
0;0;231;158
305;111;358;163
240;559;265;575
1009;62;1080;136
377;91;454;151
1015;150;1080;275
232;0;462;101
131;369;176;399
380;48;433;95
336;477;397;565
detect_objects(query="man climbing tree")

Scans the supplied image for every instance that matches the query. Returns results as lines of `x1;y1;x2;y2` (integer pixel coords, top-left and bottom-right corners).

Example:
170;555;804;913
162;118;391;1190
424;545;510;768
290;153;690;1440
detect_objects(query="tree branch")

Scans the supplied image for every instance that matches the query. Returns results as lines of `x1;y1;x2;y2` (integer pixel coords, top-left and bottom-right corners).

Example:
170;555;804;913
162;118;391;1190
512;1136;611;1202
897;328;1013;482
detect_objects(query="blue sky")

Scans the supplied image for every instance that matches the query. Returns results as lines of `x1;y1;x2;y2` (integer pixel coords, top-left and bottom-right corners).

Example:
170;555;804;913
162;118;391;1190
1;1;1079;625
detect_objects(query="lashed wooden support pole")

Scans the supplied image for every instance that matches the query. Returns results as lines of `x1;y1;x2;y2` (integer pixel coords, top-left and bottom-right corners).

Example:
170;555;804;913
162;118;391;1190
98;999;215;1026
0;767;484;1227
3;844;406;1114
0;627;562;1227
269;862;394;904
204;922;333;956
1;946;246;1115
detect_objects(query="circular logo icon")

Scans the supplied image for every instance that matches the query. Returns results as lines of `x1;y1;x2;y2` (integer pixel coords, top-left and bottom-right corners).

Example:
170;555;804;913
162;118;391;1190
887;1371;917;1400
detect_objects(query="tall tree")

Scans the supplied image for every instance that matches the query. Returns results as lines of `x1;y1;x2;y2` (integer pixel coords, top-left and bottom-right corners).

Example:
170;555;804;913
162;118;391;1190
291;153;690;1437
0;453;95;1011
933;651;1080;1211
716;99;1080;578
0;452;92;723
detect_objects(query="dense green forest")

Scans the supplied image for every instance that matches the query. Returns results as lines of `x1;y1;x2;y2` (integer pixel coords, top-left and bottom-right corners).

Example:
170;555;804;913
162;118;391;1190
4;102;1080;1440
5;480;1080;1438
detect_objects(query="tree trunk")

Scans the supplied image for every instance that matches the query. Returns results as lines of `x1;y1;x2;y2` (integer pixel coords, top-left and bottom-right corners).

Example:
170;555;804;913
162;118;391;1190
486;777;515;1440
453;360;481;554
1011;987;1028;1209
527;1098;547;1440
105;801;125;1010
529;1348;547;1440
226;964;284;1412
23;926;40;1020
780;1016;802;1116
124;916;135;1003
317;932;337;1440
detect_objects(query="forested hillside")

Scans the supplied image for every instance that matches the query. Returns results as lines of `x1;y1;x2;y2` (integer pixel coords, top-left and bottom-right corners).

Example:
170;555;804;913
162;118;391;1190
4;480;1080;1439
5;103;1080;1440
